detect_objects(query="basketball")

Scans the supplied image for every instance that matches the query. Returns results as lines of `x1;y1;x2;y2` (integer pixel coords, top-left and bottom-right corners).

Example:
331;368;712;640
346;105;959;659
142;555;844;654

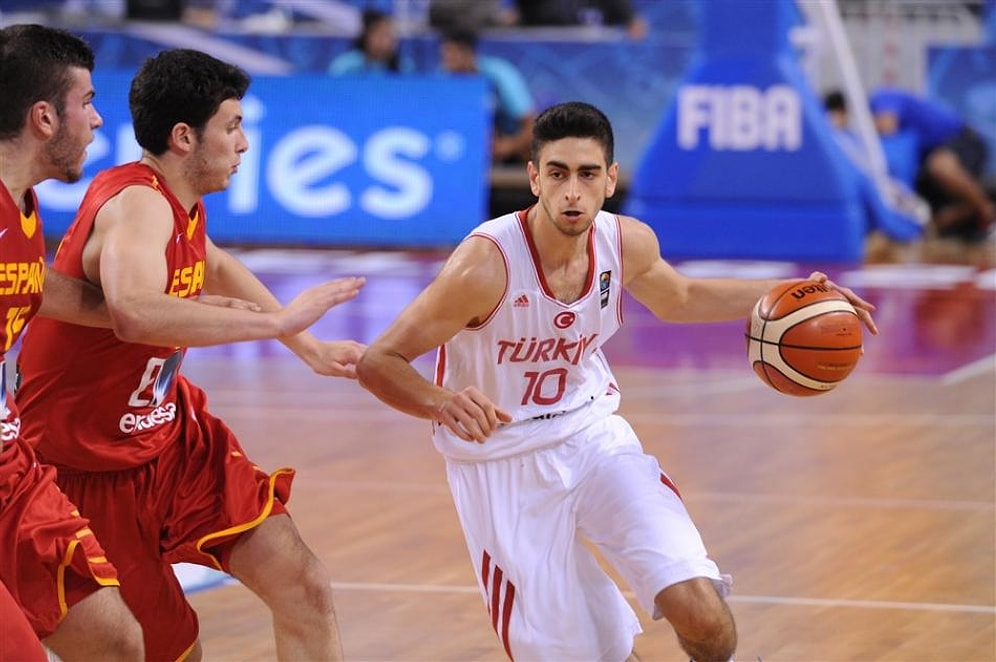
746;279;863;396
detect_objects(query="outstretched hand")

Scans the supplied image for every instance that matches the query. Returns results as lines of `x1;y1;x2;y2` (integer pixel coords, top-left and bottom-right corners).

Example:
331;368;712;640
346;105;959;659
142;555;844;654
808;271;878;335
436;386;513;443
277;276;365;337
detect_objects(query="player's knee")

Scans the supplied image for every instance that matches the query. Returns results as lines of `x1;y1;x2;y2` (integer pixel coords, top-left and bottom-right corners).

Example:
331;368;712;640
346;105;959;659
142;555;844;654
273;553;335;620
107;626;145;661
102;597;144;660
654;578;736;661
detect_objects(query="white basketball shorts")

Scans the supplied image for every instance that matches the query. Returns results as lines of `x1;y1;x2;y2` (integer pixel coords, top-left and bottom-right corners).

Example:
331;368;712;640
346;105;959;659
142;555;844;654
445;412;731;661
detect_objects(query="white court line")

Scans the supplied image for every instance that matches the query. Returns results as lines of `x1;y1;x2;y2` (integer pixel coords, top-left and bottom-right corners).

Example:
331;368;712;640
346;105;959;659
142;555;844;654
328;581;996;615
293;478;993;511
941;352;996;385
210;404;993;427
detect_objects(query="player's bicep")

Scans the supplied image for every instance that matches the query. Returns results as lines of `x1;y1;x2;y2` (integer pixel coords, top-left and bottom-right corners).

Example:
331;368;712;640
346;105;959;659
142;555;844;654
97;188;175;307
375;237;505;362
620;216;689;317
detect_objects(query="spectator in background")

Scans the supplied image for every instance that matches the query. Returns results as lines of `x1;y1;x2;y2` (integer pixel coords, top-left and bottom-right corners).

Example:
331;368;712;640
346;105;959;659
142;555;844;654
429;0;517;31
823;90;930;232
329;9;415;76
512;0;648;40
870;86;994;241
439;27;535;164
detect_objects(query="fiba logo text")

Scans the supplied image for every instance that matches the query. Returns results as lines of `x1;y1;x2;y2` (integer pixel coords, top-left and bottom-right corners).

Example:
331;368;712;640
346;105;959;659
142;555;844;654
677;84;802;151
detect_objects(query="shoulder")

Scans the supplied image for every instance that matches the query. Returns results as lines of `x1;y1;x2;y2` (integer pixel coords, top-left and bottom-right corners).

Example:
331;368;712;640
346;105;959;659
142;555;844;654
616;214;662;281
329;51;364;75
478;55;523;81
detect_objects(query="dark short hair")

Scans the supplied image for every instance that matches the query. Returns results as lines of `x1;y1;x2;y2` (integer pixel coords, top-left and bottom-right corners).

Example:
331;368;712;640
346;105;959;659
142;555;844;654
440;26;478;50
0;24;95;140
824;90;847;112
531;101;614;165
129;48;250;155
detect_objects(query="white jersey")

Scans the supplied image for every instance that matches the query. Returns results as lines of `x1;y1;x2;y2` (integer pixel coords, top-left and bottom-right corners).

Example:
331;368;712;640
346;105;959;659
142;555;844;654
432;209;625;461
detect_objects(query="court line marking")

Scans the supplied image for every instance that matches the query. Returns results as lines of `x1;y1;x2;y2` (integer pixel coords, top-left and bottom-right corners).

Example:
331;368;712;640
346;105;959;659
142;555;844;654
327;581;996;615
291;478;994;511
210;405;994;428
941;352;996;385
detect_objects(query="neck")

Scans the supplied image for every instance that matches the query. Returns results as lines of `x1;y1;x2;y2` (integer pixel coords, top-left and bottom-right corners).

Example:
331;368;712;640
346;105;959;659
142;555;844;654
527;204;589;268
0;141;45;214
140;153;199;213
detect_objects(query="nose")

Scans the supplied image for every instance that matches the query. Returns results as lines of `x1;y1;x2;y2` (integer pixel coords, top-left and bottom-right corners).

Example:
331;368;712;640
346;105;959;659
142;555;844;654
237;127;249;154
90;105;104;129
565;175;582;200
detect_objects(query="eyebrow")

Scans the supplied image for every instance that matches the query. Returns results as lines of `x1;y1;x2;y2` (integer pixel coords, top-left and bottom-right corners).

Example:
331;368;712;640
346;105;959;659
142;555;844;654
545;160;603;172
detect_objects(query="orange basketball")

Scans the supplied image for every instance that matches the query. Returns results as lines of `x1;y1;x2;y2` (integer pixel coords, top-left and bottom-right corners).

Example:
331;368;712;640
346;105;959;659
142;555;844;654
746;279;863;396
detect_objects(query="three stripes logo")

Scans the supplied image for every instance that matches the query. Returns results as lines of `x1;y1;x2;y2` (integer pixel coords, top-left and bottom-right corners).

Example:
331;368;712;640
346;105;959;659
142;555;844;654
481;550;516;660
513;294;530;308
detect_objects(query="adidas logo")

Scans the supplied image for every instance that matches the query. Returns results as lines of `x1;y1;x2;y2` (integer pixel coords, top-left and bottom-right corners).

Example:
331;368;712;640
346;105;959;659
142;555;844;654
513;294;530;308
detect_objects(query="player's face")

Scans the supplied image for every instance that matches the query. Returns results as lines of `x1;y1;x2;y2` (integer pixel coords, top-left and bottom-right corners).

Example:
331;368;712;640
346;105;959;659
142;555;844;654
188;98;248;195
529;137;618;237
45;67;102;183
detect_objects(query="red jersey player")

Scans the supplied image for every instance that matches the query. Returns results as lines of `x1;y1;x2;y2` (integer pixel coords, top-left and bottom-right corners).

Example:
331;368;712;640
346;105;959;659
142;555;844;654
17;48;364;661
0;24;144;660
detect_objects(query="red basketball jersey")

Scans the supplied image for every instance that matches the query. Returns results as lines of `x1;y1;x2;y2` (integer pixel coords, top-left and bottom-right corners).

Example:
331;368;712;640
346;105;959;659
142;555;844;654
17;163;207;471
1;181;45;448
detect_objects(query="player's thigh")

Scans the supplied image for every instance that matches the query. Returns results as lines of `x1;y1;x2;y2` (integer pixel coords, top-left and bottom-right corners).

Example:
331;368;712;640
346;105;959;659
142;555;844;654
43;587;134;651
576;446;726;618
446;455;640;661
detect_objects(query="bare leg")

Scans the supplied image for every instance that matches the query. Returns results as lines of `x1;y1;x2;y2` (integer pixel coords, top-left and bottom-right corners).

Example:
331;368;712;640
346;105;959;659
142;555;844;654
43;587;143;661
228;514;342;661
654;577;736;662
923;150;995;231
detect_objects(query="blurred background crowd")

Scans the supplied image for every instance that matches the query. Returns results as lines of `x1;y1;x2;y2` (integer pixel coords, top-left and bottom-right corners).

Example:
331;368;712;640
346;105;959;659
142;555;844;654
2;0;994;262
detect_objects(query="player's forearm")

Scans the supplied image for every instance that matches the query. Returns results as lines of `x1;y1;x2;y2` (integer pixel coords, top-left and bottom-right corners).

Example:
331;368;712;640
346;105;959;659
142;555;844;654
38;270;111;328
664;278;782;323
356;349;446;421
109;293;285;347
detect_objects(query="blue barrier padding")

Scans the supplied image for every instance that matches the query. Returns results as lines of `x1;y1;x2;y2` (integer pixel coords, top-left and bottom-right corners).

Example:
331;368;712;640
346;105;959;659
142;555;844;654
624;0;918;262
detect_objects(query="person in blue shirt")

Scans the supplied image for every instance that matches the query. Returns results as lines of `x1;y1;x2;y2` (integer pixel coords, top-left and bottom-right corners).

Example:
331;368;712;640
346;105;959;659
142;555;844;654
329;9;415;76
439;27;536;163
870;87;993;241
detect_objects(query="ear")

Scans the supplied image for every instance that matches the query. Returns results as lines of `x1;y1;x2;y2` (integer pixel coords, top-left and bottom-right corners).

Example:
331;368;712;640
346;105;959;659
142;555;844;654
605;161;619;199
29;101;58;140
527;160;541;197
170;123;196;154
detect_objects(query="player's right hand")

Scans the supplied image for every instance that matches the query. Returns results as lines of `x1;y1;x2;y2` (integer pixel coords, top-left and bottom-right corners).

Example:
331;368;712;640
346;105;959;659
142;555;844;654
437;386;512;444
277;276;365;337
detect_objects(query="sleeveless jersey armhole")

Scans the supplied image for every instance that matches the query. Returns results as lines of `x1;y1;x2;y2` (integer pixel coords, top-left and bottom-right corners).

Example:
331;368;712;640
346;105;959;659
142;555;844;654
465;232;509;331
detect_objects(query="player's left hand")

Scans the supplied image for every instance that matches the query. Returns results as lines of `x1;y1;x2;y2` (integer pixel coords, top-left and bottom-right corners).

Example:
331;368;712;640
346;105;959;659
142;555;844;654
807;271;878;335
303;340;367;378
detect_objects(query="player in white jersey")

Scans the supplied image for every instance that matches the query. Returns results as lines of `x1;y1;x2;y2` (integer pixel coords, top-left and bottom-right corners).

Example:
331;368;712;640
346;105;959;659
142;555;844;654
357;101;878;661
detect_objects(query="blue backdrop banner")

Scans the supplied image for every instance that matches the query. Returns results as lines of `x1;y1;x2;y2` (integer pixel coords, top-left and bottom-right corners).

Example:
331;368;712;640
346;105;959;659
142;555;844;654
38;74;490;247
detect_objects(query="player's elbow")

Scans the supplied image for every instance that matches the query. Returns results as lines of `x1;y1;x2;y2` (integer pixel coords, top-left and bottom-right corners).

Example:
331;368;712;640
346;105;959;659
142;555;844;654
355;349;378;391
108;306;153;343
356;346;404;393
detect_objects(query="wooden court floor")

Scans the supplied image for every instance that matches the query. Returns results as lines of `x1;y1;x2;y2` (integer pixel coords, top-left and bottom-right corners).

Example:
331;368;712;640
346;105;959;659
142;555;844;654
170;246;996;662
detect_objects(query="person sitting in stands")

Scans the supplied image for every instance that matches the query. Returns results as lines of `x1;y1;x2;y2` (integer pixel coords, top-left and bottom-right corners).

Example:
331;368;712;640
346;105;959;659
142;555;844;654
329;9;415;76
438;26;536;164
